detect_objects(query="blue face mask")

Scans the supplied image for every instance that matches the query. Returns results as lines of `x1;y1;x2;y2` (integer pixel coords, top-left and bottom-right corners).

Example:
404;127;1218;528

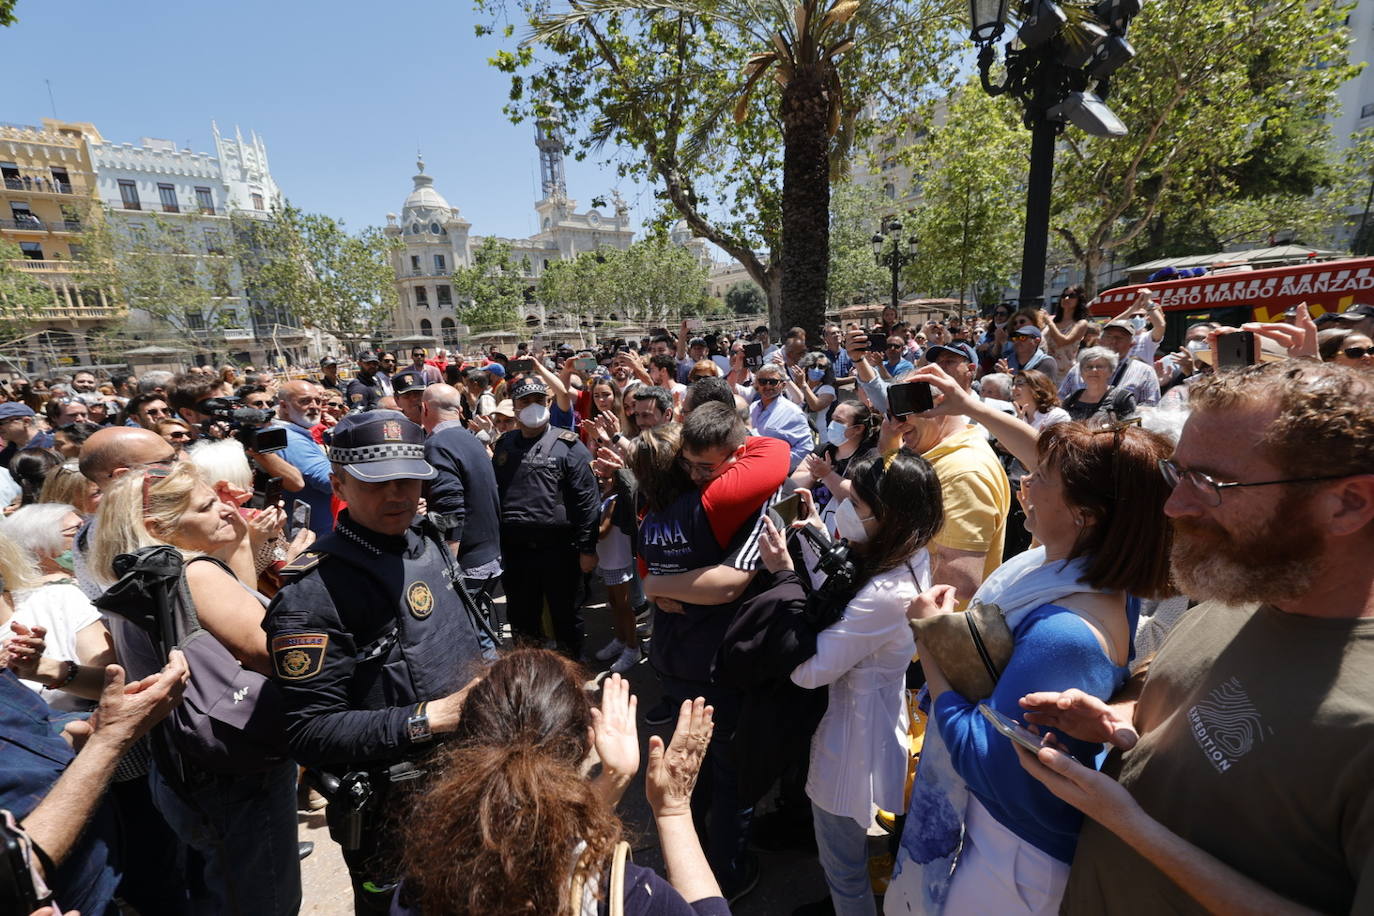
807;368;825;382
825;419;850;446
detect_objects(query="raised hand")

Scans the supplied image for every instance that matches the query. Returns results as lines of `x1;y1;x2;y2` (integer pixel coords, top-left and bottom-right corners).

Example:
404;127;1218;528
908;362;979;418
590;673;640;784
757;516;794;574
646;698;714;818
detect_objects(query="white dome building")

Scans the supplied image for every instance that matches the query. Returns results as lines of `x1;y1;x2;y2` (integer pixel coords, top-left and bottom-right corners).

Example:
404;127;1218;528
384;126;634;351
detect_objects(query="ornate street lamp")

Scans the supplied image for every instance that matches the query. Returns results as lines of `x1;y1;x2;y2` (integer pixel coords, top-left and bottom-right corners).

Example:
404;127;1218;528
873;218;918;314
971;0;1141;308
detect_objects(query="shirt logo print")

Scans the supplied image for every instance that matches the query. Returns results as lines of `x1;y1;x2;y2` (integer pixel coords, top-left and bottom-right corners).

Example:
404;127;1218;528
1187;676;1264;774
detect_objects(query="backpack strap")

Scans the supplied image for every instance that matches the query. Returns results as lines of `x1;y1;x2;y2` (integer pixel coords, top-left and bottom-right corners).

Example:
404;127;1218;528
609;840;630;916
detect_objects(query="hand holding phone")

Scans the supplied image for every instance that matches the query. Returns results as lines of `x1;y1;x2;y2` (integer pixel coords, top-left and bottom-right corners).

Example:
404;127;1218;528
887;381;935;417
1213;330;1258;370
507;358;536;375
978;704;1045;754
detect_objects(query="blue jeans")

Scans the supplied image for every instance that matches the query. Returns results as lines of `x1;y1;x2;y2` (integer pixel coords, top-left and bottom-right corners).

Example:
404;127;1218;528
150;759;302;916
813;803;877;916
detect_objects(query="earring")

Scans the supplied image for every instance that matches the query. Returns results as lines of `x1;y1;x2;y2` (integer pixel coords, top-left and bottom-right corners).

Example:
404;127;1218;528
1074;516;1084;527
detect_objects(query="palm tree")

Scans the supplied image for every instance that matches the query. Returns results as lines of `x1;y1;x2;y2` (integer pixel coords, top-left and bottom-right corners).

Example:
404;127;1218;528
532;0;870;340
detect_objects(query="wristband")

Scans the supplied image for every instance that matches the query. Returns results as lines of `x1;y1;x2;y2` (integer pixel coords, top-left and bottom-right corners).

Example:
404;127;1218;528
53;660;79;689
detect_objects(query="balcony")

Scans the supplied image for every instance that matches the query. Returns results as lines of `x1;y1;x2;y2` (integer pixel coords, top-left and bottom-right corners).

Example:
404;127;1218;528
408;267;449;277
3;176;80;196
0;217;83;233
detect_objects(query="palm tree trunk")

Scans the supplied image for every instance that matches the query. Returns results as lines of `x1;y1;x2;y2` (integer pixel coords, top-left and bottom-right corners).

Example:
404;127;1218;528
779;70;830;342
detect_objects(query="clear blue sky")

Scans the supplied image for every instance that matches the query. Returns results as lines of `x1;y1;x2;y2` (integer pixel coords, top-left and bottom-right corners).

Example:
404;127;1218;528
3;0;651;239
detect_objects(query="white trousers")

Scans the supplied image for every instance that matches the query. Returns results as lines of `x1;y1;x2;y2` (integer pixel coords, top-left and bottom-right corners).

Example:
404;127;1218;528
941;797;1068;915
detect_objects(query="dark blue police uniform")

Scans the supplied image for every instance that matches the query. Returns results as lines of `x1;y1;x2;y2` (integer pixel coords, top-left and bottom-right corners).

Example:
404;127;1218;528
491;415;599;656
345;350;386;412
262;411;489;914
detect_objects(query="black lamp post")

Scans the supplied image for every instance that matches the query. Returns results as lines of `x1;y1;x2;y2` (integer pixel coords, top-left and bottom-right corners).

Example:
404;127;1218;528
970;0;1139;309
872;218;918;315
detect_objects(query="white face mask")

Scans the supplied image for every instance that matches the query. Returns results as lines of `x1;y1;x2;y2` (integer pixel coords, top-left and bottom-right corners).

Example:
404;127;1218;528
825;419;850;447
518;403;550;428
834;498;873;544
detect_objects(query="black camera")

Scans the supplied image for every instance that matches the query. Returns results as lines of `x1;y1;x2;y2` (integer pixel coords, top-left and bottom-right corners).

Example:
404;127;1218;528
195;397;288;453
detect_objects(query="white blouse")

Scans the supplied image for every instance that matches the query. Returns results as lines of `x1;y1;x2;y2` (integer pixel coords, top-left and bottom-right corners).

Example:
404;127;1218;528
791;552;930;826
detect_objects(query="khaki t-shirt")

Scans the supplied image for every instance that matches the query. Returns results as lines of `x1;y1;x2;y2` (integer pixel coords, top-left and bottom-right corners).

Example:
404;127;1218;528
921;425;1010;592
1064;601;1374;914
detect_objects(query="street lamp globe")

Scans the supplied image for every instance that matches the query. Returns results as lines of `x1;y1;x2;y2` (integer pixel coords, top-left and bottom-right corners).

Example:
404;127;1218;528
871;233;885;258
907;236;919;256
969;0;1009;41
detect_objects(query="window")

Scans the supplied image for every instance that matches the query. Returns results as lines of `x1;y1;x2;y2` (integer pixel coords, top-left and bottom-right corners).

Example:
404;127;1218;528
441;317;457;347
204;229;223;254
19;242;43;260
187;313;206;330
430;222;441;234
410;255;421;273
883;182;896;200
158;183;179;213
437;284;452;306
222;309;238;326
118;180;140;209
415;286;429;306
250;193;264;210
1361;102;1374;120
1;162;18;190
195;187;215;214
433;254;446;273
419;318;433;336
9;203;39;227
50;167;71;193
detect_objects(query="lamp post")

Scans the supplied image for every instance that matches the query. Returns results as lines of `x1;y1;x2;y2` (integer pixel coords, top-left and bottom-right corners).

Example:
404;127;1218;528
871;218;918;316
969;0;1139;309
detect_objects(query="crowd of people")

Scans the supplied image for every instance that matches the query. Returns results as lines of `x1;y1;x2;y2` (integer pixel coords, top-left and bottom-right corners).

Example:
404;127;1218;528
0;291;1371;916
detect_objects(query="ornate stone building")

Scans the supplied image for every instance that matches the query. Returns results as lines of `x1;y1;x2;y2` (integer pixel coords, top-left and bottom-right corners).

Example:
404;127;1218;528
384;117;633;350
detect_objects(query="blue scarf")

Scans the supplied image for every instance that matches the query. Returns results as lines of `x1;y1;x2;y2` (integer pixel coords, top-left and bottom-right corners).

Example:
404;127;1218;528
886;546;1105;915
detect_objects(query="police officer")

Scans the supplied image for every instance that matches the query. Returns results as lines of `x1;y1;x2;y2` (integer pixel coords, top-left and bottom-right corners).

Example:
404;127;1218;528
492;376;600;657
345;350;386;412
263;410;490;914
390;367;427;426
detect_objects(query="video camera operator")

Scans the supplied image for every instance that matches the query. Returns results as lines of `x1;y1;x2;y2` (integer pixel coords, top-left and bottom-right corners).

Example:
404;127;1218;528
165;371;304;506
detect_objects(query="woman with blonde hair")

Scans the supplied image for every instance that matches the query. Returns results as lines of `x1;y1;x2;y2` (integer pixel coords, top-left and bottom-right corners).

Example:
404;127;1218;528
39;459;101;515
91;460;301;915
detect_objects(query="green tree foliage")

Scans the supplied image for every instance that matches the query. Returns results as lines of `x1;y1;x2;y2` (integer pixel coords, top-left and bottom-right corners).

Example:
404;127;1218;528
902;84;1025;305
0;239;61;332
476;0;962;337
451;237;532;329
537;237;709;324
725;279;767;315
827;181;889;309
237;204;399;344
78;212;243;334
1049;0;1360;291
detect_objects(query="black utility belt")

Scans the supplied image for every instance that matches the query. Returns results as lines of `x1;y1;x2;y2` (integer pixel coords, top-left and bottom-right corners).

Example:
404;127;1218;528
499;527;574;546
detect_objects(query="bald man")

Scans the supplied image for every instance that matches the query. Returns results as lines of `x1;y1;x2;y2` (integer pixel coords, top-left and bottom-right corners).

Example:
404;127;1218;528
275;380;334;537
420;385;503;593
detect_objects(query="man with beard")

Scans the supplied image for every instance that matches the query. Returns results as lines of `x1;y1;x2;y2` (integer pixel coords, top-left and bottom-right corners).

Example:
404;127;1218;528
1016;360;1374;915
276;380;335;537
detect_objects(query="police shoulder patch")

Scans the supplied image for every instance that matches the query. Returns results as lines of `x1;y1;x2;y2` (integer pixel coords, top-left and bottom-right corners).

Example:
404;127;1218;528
272;633;328;681
281;550;322;578
558;430;578;444
351;393;364;403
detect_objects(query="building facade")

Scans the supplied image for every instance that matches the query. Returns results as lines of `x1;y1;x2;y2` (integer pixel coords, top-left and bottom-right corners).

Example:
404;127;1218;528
0;119;122;370
384;118;634;349
89;126;310;368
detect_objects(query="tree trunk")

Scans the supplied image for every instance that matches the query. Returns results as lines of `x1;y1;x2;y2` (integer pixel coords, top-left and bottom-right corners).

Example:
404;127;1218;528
778;70;831;343
1081;249;1102;298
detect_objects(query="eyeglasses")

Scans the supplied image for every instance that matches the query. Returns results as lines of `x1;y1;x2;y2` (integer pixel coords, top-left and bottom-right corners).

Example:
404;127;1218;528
1341;346;1374;359
677;453;735;477
143;406;170;416
1158;458;1356;508
755;378;782;387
